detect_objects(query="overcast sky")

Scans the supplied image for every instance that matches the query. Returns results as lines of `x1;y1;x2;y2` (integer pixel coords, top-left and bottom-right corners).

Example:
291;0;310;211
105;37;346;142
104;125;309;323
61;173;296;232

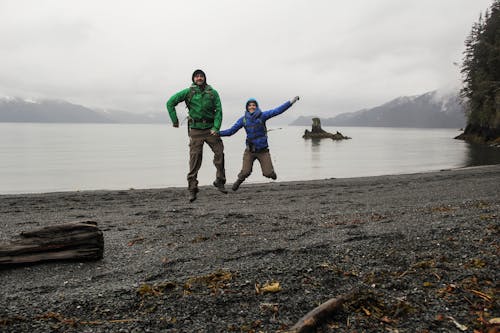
0;0;493;123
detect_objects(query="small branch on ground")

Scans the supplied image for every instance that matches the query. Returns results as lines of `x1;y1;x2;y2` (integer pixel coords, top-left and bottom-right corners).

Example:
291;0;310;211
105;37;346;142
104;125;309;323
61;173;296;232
286;289;360;333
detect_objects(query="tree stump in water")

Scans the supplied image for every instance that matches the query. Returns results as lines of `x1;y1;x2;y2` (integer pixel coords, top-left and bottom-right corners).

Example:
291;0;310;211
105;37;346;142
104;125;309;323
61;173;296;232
0;221;104;266
311;117;323;132
303;118;351;140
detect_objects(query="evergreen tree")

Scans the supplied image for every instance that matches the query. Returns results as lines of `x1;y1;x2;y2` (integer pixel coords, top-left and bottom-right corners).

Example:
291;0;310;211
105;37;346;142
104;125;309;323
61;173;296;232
460;0;500;142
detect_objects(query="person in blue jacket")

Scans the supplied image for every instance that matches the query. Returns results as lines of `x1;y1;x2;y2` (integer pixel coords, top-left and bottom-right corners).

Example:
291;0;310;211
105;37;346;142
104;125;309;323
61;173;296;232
220;96;300;191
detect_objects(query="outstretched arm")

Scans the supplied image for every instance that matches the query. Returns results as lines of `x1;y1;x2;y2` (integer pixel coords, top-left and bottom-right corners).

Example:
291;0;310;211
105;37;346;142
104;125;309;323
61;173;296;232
219;117;244;137
262;96;300;121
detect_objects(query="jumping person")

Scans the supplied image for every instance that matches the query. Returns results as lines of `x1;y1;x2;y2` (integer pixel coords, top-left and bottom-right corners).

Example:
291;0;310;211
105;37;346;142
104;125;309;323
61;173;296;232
166;69;227;202
219;96;300;191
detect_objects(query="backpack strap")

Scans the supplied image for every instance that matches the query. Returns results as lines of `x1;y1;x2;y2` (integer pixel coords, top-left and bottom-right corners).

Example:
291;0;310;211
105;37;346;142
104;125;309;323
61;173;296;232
185;85;215;109
184;86;196;109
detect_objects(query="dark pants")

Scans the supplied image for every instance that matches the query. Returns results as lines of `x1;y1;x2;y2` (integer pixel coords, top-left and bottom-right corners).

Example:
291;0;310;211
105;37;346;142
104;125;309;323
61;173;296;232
187;128;225;191
237;148;276;181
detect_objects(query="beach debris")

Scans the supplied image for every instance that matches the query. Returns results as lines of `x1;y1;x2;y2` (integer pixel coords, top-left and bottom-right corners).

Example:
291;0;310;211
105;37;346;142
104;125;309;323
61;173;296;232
127;236;144;246
286;290;359;333
468;289;494;302
260;302;279;314
446;315;468;331
0;221;104;266
183;269;234;295
137;281;176;297
255;281;282;294
191;235;210;243
302;117;351;140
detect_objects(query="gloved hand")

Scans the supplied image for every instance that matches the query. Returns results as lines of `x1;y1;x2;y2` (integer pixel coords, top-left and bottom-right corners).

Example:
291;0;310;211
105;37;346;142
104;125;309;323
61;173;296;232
290;96;300;104
173;122;179;128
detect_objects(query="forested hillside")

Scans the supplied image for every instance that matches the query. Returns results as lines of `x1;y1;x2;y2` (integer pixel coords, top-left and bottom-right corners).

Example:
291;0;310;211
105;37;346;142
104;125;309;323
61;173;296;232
457;0;500;144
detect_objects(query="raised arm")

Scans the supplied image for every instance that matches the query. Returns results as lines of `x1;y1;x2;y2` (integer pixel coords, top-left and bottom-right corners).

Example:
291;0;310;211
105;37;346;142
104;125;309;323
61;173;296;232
262;96;300;121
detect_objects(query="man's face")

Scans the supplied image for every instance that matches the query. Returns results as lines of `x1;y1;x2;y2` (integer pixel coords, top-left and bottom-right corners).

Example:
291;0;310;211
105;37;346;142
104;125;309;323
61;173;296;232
247;102;257;113
193;73;205;86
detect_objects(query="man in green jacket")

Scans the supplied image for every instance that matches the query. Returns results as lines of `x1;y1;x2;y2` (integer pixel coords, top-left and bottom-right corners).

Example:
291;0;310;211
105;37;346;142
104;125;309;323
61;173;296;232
166;69;227;202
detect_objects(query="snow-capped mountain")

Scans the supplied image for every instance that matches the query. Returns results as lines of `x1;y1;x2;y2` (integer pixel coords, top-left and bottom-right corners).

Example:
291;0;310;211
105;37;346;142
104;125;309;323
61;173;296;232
291;91;466;128
0;97;166;123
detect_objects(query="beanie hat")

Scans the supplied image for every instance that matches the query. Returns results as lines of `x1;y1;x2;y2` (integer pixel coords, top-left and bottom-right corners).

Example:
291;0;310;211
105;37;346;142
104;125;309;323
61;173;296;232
246;98;259;110
192;69;206;83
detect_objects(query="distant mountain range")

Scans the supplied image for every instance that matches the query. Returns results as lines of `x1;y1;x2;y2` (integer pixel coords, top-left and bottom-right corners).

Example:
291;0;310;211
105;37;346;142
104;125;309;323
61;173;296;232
1;91;467;128
0;97;166;123
290;91;467;128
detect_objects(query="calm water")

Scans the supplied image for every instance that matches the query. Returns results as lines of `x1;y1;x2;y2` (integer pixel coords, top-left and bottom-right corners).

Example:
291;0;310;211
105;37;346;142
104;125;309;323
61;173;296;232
1;123;499;194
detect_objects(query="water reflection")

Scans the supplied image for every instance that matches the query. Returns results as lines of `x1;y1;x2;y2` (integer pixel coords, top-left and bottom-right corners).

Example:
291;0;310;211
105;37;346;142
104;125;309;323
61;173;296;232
463;143;500;167
310;138;322;147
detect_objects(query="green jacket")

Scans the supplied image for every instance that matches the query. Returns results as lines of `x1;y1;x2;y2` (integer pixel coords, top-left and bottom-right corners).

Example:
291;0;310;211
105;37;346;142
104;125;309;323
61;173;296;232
166;84;222;132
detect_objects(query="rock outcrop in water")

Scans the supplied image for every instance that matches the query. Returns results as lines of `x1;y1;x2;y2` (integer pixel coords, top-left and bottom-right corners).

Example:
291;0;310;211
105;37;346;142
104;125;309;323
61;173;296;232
302;117;351;140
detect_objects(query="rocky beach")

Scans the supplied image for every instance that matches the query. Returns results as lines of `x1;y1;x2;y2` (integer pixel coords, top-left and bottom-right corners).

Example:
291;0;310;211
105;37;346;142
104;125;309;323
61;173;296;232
1;165;499;332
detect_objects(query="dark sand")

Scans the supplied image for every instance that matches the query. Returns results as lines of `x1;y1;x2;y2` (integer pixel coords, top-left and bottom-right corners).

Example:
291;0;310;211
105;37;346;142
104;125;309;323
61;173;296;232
1;165;499;332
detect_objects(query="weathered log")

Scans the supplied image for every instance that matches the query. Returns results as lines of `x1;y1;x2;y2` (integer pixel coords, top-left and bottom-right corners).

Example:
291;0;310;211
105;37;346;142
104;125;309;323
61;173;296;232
286;290;359;333
0;221;104;265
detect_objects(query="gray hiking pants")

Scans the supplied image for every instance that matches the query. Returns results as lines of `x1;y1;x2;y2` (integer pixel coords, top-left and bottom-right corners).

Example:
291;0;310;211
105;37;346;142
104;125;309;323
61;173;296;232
187;128;226;191
237;148;276;181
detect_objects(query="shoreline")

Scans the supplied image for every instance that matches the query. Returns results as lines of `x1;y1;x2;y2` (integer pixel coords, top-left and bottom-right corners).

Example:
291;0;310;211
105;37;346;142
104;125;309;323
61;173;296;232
1;164;499;332
2;163;499;197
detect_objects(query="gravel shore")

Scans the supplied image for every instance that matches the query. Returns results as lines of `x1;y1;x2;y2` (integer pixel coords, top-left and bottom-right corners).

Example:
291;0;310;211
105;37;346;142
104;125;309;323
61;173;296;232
1;165;499;332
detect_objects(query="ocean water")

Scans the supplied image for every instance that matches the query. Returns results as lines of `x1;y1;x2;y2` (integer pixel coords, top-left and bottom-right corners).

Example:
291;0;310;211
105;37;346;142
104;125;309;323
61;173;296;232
1;123;499;194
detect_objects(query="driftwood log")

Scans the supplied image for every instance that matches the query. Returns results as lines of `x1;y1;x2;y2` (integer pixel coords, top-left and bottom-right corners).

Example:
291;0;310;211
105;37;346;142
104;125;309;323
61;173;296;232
286;290;359;333
0;221;104;266
303;117;351;140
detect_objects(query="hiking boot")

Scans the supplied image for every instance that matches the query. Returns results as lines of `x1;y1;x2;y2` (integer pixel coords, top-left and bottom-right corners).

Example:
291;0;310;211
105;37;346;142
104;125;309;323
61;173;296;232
232;178;244;191
213;180;228;194
189;189;198;202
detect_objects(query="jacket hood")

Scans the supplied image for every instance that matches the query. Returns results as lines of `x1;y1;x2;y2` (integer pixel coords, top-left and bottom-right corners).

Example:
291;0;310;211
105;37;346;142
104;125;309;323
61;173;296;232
192;69;206;83
245;98;261;118
246;98;259;109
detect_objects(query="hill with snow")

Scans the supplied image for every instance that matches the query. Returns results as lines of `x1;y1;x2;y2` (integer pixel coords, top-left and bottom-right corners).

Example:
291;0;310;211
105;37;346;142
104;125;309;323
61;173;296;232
0;97;166;123
291;91;466;128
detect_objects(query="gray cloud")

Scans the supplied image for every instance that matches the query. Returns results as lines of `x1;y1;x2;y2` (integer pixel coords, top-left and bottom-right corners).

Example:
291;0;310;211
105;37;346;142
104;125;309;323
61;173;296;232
0;0;493;124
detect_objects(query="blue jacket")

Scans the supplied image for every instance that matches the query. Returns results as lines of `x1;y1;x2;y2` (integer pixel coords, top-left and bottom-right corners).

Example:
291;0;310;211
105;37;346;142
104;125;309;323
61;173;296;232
220;100;292;152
